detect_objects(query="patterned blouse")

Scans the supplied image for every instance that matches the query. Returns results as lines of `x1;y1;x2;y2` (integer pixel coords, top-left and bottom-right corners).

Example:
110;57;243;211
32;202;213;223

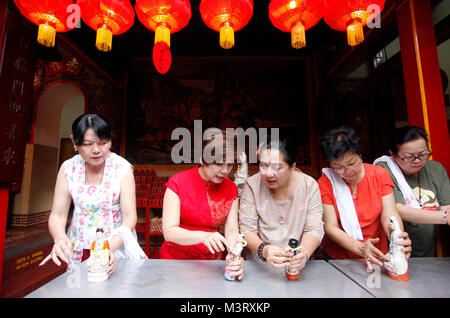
64;152;132;264
239;170;324;257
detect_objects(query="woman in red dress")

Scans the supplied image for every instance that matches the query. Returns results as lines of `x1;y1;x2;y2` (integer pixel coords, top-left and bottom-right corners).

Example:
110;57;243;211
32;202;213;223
160;131;244;280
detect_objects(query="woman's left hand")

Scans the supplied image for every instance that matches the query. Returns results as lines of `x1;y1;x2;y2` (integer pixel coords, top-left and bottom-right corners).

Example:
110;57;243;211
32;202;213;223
107;250;117;275
225;253;244;280
398;232;412;259
288;250;309;272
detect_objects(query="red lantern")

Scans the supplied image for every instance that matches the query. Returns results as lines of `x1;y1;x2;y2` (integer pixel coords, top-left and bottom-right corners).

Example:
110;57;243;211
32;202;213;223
153;41;172;74
77;0;135;52
135;0;192;48
269;0;324;49
200;0;253;49
13;0;76;47
324;0;385;47
136;0;191;74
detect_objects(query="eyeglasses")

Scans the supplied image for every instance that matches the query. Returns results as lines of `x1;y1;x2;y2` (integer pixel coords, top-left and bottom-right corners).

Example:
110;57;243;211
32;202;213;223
331;157;362;175
259;163;284;174
397;151;431;163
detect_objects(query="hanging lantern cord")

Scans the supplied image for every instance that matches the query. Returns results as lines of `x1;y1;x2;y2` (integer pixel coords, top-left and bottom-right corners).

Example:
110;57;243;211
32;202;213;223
155;23;171;47
291;21;306;49
96;24;113;52
346;18;364;47
219;21;235;49
37;23;56;47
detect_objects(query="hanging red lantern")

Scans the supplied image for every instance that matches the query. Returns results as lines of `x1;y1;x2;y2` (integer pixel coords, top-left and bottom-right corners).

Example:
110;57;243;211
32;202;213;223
200;0;253;49
324;0;385;47
153;41;172;74
136;0;191;74
135;0;192;48
269;0;324;49
13;0;76;47
77;0;135;52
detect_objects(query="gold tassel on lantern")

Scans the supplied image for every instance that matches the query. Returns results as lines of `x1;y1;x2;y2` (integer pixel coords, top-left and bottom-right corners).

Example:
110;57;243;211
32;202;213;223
155;24;171;47
96;25;113;52
347;20;364;47
220;22;234;49
291;22;306;49
37;24;56;47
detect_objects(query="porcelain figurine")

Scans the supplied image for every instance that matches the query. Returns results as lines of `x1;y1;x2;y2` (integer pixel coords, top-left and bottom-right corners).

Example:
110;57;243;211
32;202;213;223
383;216;409;281
87;228;110;282
224;233;247;281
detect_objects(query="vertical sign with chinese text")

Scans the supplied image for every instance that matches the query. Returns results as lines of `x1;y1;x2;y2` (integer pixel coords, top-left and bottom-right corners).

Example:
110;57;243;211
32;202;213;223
0;5;37;183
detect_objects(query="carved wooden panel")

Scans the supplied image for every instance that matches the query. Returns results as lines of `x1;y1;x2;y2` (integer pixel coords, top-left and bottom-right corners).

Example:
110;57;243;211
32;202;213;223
0;5;37;183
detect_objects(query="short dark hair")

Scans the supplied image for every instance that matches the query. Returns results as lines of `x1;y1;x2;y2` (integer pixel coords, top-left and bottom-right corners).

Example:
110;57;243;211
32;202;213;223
72;114;112;146
389;126;428;155
259;138;297;167
320;126;360;163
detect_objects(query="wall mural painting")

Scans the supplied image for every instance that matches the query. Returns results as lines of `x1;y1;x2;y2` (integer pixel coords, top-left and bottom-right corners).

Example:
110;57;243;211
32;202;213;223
126;58;311;166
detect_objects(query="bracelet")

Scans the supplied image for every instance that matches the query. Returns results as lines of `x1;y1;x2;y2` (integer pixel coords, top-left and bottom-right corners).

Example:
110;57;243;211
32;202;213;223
444;210;449;225
257;241;269;262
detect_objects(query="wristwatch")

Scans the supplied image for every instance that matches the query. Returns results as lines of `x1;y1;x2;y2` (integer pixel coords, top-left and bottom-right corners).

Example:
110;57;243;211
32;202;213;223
444;210;449;225
257;241;269;262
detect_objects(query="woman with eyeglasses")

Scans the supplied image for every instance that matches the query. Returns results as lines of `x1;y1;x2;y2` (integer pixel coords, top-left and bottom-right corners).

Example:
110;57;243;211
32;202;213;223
318;126;411;270
374;126;450;257
239;139;324;273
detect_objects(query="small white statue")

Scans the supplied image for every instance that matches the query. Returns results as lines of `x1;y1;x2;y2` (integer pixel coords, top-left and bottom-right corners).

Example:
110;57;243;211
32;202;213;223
224;233;247;281
234;152;248;196
383;216;409;281
87;228;110;283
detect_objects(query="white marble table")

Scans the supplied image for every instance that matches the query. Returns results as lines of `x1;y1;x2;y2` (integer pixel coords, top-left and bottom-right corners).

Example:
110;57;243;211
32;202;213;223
26;259;373;298
329;257;450;298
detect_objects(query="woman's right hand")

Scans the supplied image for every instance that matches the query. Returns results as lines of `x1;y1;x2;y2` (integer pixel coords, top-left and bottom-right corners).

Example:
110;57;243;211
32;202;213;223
357;238;389;271
263;245;291;269
40;236;73;266
202;232;228;254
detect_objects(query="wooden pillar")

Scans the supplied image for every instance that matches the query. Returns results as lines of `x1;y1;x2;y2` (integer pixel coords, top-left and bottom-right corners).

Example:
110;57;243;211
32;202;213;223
0;0;10;296
0;1;38;292
397;0;450;257
396;0;450;172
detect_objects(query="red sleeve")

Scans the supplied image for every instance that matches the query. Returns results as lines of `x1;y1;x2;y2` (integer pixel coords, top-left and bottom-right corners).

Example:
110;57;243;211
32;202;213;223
377;165;394;196
221;177;238;201
317;175;335;205
228;178;238;200
165;173;181;196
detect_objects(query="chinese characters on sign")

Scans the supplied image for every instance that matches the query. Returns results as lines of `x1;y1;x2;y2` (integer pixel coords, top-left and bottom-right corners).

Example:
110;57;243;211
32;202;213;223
0;6;36;183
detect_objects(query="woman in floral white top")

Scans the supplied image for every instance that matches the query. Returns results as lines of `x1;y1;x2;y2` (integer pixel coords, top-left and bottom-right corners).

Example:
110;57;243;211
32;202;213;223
40;114;146;275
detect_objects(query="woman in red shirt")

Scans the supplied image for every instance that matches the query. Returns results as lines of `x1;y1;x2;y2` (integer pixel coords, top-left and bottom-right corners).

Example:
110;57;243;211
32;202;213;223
318;126;412;270
160;131;243;280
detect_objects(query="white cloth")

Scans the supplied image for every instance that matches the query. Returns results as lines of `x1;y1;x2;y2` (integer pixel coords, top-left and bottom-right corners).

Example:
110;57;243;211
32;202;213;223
373;155;421;209
111;226;148;259
322;168;364;240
